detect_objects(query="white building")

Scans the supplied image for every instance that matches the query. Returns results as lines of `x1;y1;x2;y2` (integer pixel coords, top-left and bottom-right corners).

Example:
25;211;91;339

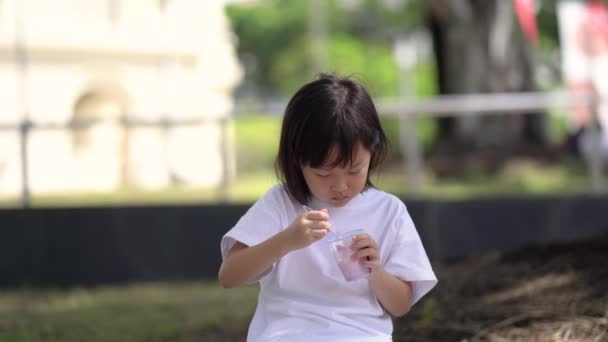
0;0;242;196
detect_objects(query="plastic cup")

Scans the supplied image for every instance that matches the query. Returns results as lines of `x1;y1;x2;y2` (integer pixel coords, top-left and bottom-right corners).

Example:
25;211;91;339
327;228;370;281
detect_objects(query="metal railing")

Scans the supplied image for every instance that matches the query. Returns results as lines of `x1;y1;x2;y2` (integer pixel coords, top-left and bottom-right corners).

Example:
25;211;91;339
235;90;606;195
1;91;605;208
0;116;233;207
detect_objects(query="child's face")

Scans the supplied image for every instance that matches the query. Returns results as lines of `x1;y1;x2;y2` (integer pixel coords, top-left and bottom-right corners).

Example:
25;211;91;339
301;142;371;207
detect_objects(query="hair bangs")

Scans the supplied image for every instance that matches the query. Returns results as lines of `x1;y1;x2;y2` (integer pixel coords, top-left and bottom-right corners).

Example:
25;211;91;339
275;73;389;204
297;109;363;169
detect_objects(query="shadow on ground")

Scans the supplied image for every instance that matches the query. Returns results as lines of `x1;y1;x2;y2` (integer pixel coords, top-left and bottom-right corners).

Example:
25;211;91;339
394;233;608;341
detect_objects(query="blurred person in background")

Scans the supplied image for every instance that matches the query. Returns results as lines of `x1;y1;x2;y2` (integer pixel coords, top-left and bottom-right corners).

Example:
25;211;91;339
561;0;608;160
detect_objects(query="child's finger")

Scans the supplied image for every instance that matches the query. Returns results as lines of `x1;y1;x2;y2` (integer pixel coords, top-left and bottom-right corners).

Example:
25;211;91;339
361;257;378;268
352;233;369;242
311;228;328;239
310;221;332;231
352;236;377;250
305;211;329;221
355;250;379;263
353;247;375;260
352;238;371;250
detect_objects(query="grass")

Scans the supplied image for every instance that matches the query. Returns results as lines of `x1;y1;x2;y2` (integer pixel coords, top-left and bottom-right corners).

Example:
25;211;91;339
0;159;601;208
2;234;605;341
232;114;437;173
0;282;258;342
372;158;598;199
0;171;278;207
233;115;281;173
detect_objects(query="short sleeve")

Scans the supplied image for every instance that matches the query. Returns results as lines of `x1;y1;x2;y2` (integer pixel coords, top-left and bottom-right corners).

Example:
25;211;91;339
220;188;283;282
383;206;437;306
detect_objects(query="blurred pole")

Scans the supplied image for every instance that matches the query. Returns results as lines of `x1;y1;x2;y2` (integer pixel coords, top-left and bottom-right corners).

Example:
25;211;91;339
159;0;171;186
309;0;329;73
588;96;604;193
15;0;31;208
218;117;230;202
394;34;422;195
580;15;605;194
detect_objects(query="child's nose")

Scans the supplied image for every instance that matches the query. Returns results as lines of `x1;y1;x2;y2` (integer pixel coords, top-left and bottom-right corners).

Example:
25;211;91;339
331;178;348;192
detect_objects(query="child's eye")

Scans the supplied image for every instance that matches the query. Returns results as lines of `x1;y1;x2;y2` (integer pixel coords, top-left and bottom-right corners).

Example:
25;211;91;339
315;172;330;178
349;169;361;174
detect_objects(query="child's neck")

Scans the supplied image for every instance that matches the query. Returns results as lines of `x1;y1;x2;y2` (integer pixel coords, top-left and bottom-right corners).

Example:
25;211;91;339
309;192;365;211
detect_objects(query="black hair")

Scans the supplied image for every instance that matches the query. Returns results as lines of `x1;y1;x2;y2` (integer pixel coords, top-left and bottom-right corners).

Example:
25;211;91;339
274;73;388;205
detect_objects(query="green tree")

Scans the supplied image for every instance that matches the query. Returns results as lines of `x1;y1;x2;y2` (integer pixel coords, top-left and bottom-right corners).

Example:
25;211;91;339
226;0;425;98
226;1;308;97
271;34;400;97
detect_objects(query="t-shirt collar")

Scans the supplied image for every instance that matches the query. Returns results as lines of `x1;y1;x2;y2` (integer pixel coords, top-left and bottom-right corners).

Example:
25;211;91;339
308;189;369;212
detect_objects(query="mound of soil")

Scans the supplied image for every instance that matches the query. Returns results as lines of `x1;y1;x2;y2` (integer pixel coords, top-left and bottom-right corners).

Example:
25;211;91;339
395;233;608;341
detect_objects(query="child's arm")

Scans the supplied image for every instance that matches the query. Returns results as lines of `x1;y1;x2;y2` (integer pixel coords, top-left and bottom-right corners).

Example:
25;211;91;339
218;235;289;288
219;209;331;288
352;234;413;317
368;269;413;317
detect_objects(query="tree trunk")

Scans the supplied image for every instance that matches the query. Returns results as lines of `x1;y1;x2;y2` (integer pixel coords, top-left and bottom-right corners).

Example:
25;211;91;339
425;0;548;168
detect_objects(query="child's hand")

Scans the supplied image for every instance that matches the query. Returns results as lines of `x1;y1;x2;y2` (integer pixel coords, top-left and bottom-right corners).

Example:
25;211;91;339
281;209;331;251
351;234;382;273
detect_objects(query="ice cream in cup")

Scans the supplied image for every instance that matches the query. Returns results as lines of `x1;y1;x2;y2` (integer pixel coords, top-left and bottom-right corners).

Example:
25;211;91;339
327;228;370;281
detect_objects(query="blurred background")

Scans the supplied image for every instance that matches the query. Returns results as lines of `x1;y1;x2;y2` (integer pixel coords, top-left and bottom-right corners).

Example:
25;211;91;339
0;0;607;341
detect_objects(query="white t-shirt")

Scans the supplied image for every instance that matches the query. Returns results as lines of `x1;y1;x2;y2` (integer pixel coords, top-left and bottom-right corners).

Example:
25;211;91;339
220;184;437;342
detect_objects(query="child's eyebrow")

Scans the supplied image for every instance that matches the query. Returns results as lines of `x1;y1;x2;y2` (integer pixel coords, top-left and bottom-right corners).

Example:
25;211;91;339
315;161;363;170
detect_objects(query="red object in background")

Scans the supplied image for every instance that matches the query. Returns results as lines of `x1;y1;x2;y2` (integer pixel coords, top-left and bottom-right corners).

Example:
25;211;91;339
514;0;539;46
576;0;608;57
585;0;608;49
585;1;608;36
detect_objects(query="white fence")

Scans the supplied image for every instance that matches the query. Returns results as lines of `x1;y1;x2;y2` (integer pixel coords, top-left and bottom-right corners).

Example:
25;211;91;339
1;91;605;207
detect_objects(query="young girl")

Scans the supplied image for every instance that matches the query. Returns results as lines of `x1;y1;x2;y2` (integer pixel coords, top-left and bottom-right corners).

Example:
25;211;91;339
219;74;437;341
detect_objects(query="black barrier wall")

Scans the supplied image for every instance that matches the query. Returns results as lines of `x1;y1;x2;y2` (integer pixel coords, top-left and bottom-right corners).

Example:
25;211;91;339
1;196;607;287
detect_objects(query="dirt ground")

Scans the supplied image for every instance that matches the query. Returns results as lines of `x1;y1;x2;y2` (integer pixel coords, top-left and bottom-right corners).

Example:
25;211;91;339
204;233;608;342
394;233;608;341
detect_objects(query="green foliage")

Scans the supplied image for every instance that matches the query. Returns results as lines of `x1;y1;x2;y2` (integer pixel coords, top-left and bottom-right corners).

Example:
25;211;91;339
233;114;436;172
226;0;566;97
226;1;309;97
547;109;569;144
380;116;437;164
226;0;426;98
234;115;281;172
272;34;400;97
536;0;561;51
421;296;439;324
413;62;438;98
